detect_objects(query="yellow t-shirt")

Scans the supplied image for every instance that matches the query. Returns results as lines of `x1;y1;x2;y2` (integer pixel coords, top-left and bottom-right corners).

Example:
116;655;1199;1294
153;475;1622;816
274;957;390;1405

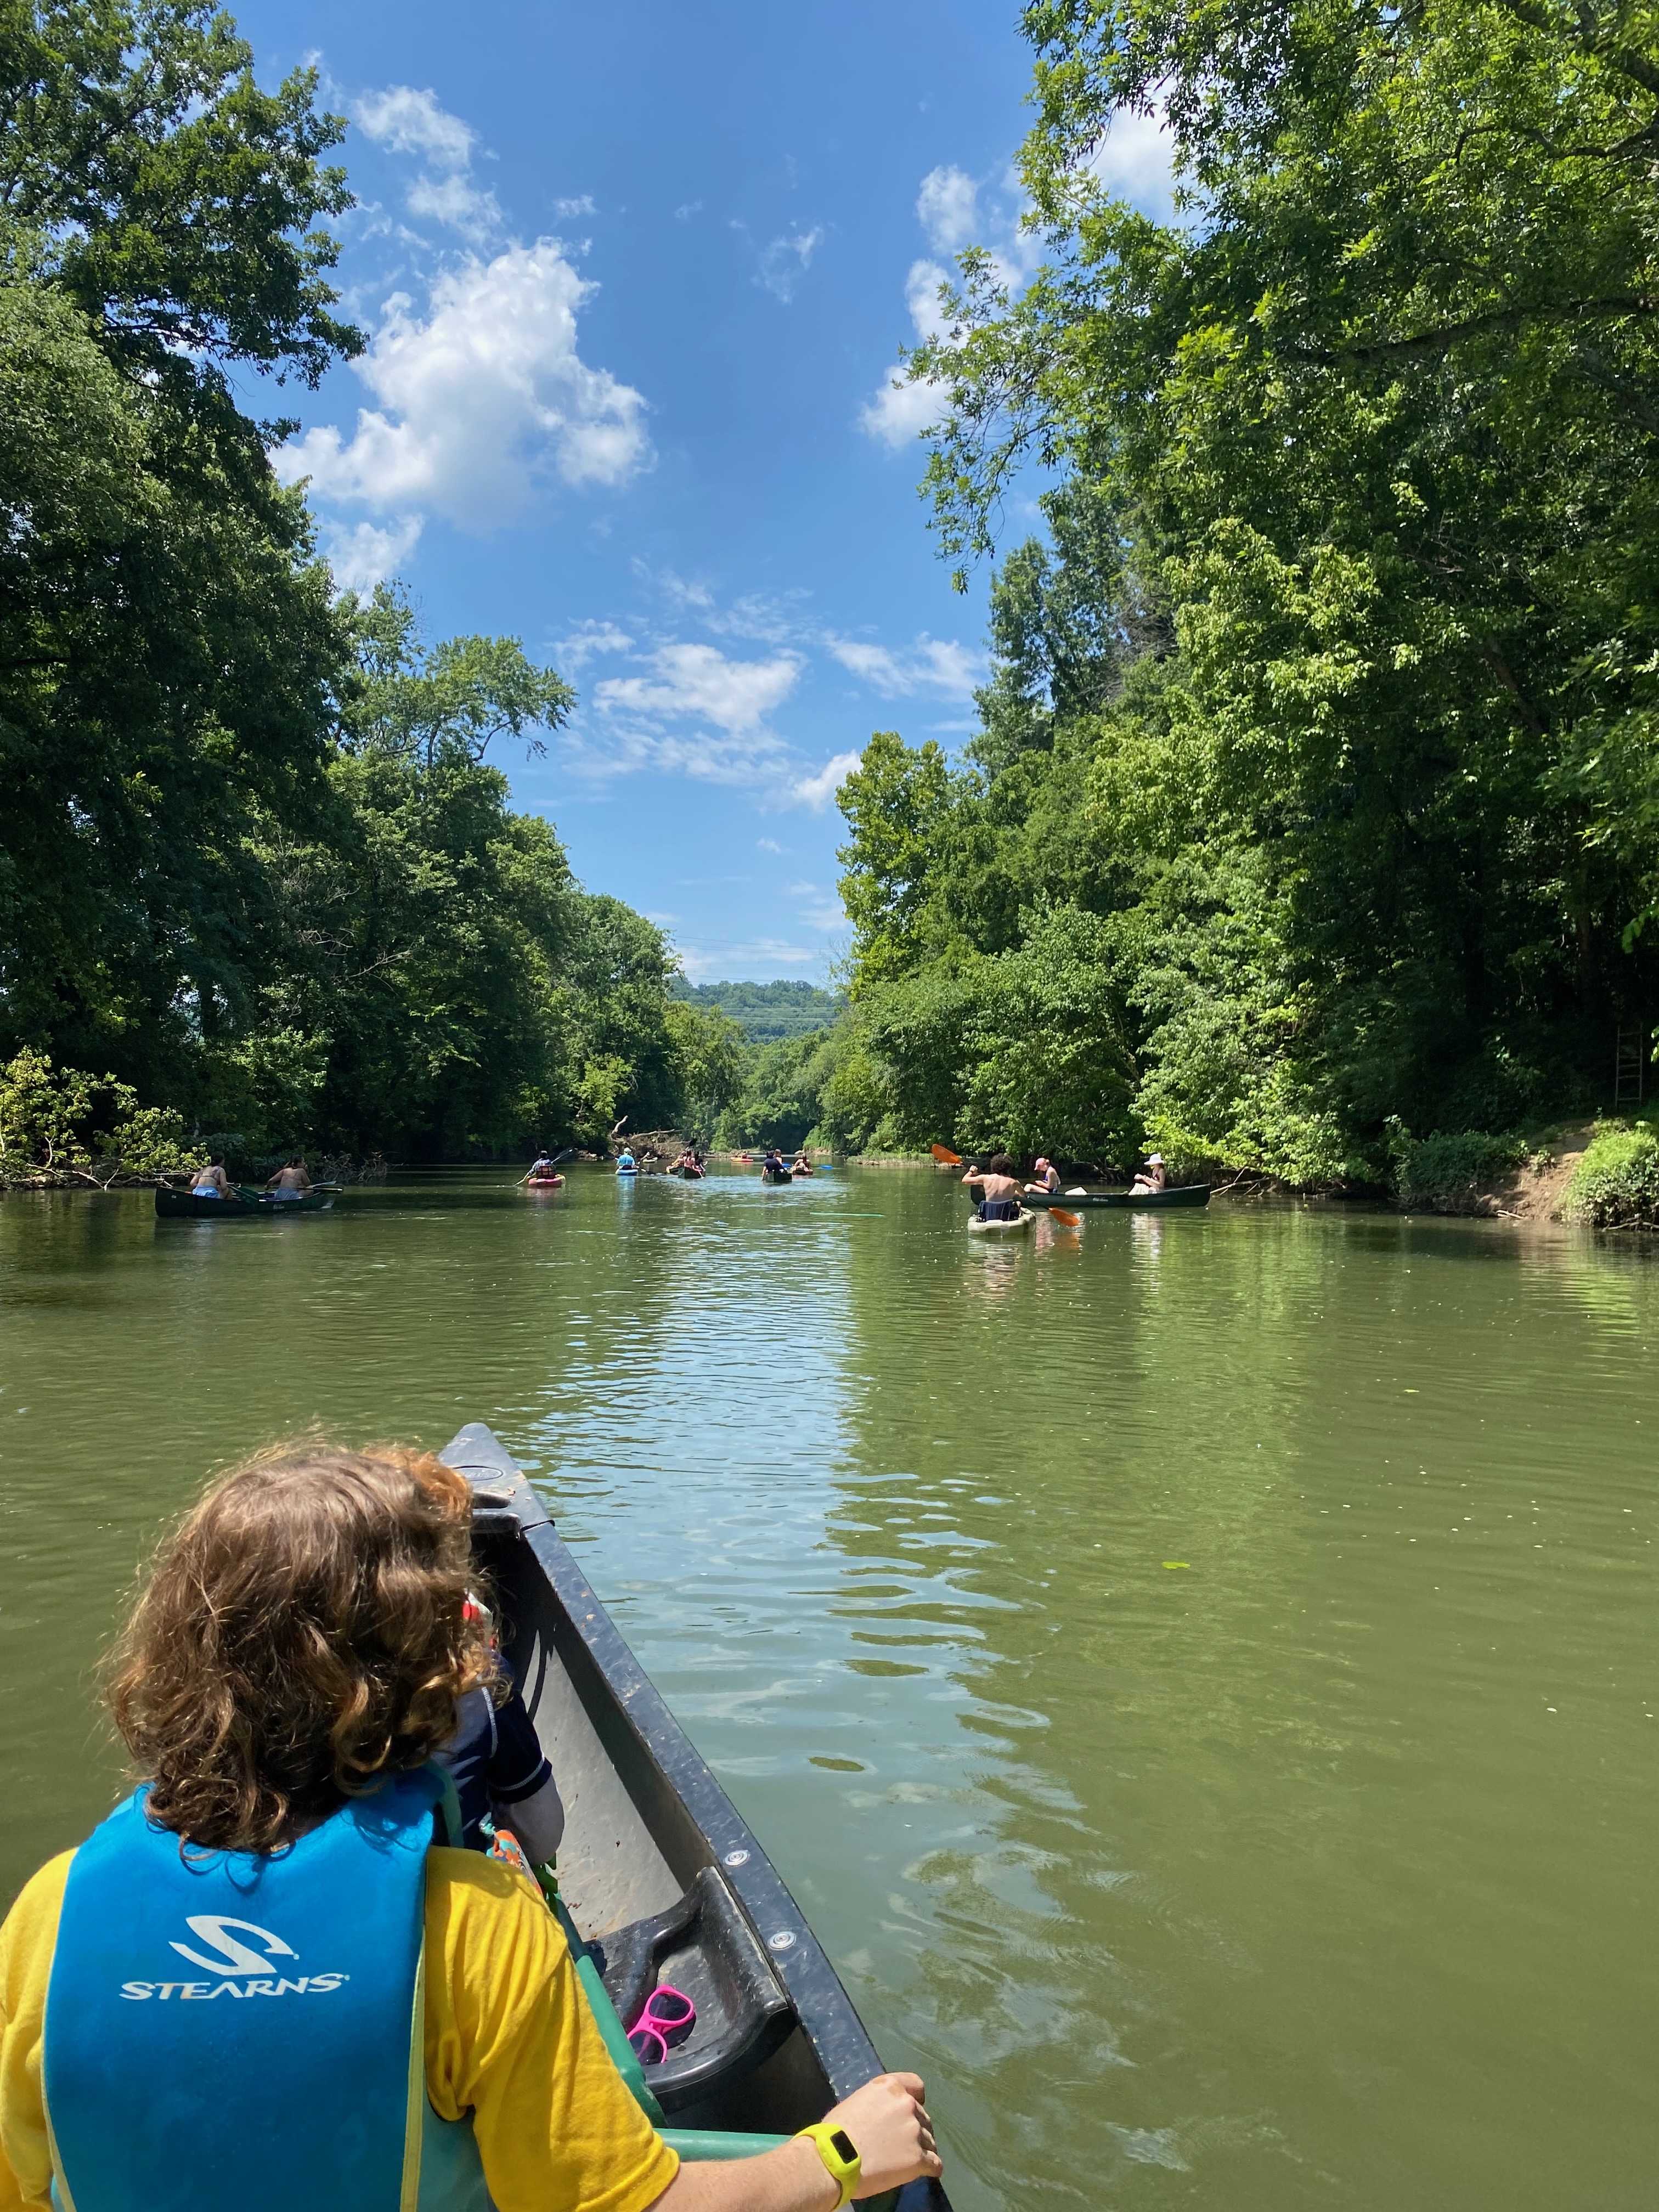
0;1847;679;2212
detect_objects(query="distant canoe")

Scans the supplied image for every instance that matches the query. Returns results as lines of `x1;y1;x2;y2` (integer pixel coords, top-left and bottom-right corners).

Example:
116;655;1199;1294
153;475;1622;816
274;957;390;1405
967;1207;1034;1235
155;1187;334;1218
1022;1185;1210;1211
669;1164;704;1180
759;1167;793;1186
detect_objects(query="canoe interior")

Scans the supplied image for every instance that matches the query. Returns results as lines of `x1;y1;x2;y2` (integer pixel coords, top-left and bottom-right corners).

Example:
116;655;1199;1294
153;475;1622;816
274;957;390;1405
441;1425;951;2209
1021;1183;1210;1210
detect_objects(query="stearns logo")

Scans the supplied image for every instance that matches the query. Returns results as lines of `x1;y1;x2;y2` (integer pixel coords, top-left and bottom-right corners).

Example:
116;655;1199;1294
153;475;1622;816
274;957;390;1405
119;1915;350;2001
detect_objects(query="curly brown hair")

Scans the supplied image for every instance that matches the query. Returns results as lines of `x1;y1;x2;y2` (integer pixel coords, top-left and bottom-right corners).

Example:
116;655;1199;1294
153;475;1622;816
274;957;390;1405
108;1442;495;1853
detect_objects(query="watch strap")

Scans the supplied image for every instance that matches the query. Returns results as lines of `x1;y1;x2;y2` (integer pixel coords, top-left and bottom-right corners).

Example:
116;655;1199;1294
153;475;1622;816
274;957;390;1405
795;2119;862;2209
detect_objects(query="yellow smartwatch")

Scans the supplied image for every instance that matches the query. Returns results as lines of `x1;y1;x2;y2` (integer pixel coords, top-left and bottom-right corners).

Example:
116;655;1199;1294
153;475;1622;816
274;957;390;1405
796;2120;862;2208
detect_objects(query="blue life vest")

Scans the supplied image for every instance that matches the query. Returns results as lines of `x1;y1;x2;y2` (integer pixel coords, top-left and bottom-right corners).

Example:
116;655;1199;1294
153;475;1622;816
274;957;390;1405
43;1770;488;2212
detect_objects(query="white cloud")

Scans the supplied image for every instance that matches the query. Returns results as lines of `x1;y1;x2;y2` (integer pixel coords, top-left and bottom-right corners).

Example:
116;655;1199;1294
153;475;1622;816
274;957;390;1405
862;161;1047;449
859;258;952;448
354;85;475;168
674;200;703;222
555;620;634;668
405;170;501;242
1087;106;1178;222
596;642;801;735
552;194;596;217
917;165;979;254
793;751;861;810
677;939;824;979
826;633;982;699
353;85;500;242
323;516;425;592
755;224;825;303
757;837;785;854
276;242;650;535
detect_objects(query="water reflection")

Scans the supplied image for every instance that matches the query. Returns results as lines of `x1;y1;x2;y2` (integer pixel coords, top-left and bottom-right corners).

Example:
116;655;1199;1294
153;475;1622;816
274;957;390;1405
1;1177;1656;2208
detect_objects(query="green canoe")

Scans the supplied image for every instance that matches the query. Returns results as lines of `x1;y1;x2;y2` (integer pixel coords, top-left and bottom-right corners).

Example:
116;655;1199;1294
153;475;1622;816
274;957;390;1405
155;1186;336;1218
1020;1184;1210;1210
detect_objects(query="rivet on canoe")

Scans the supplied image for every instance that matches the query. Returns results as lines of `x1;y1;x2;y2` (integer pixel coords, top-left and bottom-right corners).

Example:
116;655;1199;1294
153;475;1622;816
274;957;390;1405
768;1930;797;1951
722;1849;751;1869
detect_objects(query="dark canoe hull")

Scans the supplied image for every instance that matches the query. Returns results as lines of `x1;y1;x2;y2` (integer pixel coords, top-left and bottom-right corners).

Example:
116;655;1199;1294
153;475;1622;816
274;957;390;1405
1022;1184;1210;1211
760;1169;793;1185
669;1166;705;1180
154;1188;334;1217
441;1424;951;2208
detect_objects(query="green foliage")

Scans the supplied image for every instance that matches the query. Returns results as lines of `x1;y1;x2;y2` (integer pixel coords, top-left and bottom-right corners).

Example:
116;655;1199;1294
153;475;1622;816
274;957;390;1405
667;978;844;1043
1560;1124;1659;1226
0;0;357;399
0;1048;203;1184
0;25;684;1173
339;586;574;766
663;1000;746;1141
834;0;1659;1181
1388;1123;1530;1214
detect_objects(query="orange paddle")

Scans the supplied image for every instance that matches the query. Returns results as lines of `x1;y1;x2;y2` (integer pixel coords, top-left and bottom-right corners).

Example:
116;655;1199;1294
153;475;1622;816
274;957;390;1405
931;1143;962;1165
1049;1205;1082;1227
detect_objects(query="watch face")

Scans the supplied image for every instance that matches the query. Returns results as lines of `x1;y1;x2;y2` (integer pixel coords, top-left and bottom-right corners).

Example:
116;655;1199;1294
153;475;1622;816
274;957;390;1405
830;2129;858;2164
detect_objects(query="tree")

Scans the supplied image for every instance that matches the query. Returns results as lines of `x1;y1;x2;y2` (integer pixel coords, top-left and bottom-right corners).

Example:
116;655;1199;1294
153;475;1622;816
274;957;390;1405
0;0;360;1093
340;586;575;766
839;0;1659;1174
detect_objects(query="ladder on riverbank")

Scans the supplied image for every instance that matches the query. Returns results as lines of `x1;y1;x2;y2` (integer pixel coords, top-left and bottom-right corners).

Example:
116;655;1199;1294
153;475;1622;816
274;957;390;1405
1615;1022;1647;1108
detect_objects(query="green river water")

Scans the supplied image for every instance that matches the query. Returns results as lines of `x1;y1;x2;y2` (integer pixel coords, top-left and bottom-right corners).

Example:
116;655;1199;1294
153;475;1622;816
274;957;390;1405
1;1165;1654;2208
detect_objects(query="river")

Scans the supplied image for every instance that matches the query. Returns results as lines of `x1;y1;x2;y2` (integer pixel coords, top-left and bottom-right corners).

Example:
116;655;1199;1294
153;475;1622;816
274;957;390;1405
1;1165;1652;2207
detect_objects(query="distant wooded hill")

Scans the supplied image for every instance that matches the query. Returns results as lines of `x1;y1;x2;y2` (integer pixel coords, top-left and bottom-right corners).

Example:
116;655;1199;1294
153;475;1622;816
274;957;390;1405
670;979;844;1042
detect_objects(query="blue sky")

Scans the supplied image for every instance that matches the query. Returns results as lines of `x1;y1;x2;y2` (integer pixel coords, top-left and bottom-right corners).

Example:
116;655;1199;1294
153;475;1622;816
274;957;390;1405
232;1;1172;981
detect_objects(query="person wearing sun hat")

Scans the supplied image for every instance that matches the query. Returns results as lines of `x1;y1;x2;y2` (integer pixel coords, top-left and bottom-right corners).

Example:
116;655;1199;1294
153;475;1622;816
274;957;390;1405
1130;1152;1167;1193
1025;1155;1060;1194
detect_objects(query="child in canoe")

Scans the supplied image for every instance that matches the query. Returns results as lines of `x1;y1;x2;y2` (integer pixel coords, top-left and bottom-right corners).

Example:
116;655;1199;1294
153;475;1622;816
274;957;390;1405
0;1441;941;2211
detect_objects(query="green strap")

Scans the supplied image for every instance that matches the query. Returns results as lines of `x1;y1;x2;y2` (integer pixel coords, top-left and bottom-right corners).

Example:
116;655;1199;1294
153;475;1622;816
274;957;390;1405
659;2131;789;2162
549;1893;665;2127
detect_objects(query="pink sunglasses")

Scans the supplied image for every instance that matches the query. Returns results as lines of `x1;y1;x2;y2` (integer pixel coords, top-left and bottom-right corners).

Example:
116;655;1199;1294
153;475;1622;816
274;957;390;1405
627;1984;697;2067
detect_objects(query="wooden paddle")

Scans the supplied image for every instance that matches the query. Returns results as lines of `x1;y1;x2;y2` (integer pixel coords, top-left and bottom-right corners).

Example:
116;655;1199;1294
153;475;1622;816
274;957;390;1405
931;1142;962;1165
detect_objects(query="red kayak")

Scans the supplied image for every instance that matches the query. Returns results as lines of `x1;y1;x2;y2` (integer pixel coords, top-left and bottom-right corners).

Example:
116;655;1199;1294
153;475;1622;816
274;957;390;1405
526;1173;565;1189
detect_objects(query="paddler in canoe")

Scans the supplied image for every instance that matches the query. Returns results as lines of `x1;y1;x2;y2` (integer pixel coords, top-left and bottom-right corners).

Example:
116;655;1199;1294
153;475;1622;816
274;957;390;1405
1024;1156;1060;1196
188;1155;235;1200
1130;1152;1168;1193
264;1154;314;1202
0;1441;941;2212
962;1152;1024;1222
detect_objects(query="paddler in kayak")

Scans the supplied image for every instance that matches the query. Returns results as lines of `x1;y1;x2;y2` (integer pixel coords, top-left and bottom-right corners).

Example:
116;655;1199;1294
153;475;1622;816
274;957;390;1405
962;1152;1024;1221
790;1149;812;1176
1130;1152;1168;1193
0;1441;941;2212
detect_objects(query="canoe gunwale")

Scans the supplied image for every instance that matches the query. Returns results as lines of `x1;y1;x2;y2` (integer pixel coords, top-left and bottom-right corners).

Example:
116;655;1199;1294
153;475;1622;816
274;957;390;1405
1021;1184;1210;1210
439;1425;942;2176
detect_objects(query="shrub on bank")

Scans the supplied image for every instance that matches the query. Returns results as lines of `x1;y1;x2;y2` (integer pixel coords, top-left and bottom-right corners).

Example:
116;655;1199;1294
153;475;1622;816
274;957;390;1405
1389;1123;1529;1212
0;1051;204;1188
1559;1124;1659;1226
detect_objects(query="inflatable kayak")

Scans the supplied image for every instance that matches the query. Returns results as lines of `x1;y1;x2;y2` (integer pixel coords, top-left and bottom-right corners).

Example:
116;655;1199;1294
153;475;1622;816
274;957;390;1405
526;1174;565;1189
